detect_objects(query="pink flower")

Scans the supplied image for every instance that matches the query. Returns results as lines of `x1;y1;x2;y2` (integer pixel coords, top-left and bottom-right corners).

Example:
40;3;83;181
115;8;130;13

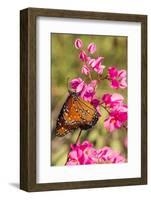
104;116;119;132
80;80;97;102
97;146;126;163
91;57;104;67
102;93;124;108
90;57;104;74
102;93;112;105
66;141;126;165
111;93;124;103
108;67;127;89
88;58;95;66
79;50;88;62
108;66;118;79
66;141;97;165
70;78;85;93
104;104;128;132
66;159;79;165
87;42;96;54
91;98;101;116
101;93;127;132
81;64;90;75
74;39;83;49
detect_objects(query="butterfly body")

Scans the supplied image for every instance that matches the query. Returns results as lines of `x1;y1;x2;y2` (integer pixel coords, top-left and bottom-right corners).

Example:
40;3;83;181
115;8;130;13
55;91;99;137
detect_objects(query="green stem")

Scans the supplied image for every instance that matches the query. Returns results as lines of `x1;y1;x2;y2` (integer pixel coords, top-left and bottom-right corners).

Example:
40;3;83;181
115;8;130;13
75;129;82;144
100;104;110;114
65;129;82;165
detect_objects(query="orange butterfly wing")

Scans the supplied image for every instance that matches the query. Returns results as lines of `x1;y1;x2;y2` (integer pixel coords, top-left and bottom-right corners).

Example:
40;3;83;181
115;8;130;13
56;94;78;137
76;96;99;125
56;92;99;137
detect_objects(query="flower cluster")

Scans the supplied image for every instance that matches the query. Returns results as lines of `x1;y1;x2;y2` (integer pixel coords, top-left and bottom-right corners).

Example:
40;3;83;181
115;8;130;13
75;39;105;75
70;38;128;132
108;66;127;89
66;140;126;165
101;93;127;132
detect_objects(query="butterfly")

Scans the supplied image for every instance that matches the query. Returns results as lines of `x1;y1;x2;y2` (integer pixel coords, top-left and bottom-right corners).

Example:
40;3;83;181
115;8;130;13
55;91;99;137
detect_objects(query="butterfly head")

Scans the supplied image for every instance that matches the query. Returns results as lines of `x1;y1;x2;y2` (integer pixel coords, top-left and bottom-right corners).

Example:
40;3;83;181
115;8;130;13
68;90;78;96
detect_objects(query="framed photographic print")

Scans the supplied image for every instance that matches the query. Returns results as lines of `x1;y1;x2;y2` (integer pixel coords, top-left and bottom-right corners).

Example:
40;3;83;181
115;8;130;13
20;8;147;192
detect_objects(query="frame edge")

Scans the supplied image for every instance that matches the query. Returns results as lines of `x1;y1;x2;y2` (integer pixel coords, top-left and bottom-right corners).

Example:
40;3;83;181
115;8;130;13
20;8;29;191
20;8;37;192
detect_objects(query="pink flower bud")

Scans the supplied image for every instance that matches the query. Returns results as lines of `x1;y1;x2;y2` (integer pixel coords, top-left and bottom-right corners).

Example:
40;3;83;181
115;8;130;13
88;58;95;66
81;65;90;75
74;39;83;49
90;57;104;75
79;50;88;62
91;57;104;68
87;42;96;54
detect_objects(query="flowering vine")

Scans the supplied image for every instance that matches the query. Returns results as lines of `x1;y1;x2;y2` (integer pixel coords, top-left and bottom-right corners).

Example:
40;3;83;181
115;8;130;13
65;38;127;165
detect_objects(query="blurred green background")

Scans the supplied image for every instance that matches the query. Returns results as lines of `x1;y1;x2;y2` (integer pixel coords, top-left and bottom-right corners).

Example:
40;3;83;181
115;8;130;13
51;33;127;166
